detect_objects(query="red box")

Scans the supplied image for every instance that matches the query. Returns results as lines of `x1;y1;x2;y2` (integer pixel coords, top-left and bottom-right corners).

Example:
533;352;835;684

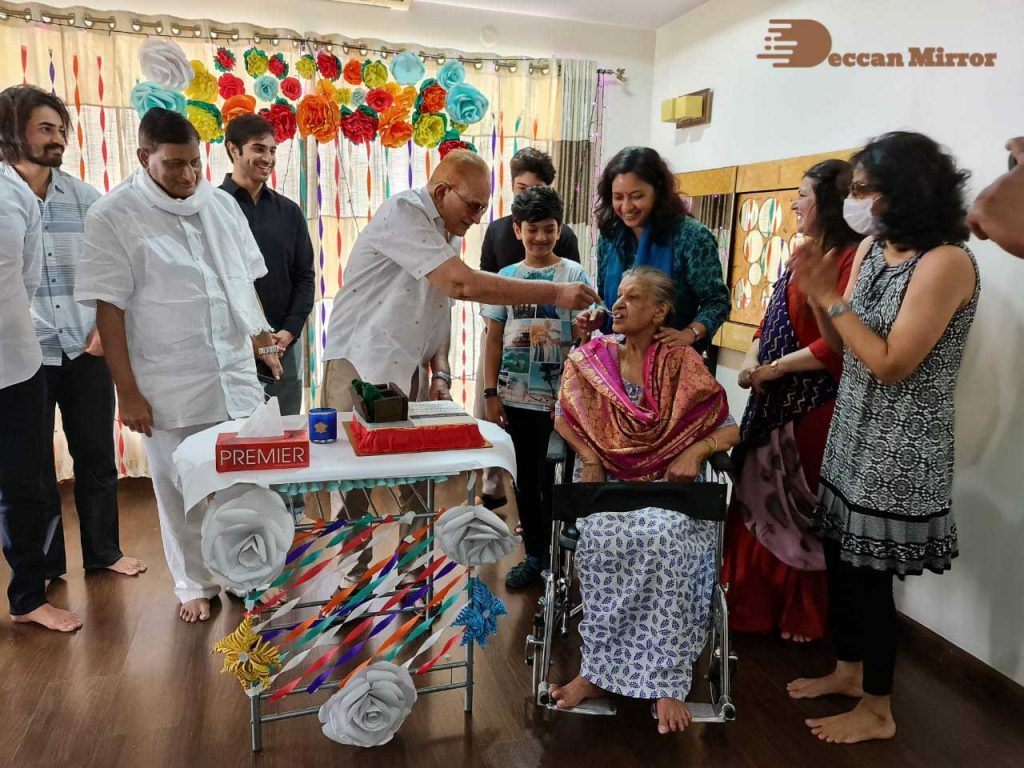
215;430;311;473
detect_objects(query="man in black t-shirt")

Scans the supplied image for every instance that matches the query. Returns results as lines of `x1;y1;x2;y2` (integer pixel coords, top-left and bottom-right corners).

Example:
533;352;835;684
477;148;579;509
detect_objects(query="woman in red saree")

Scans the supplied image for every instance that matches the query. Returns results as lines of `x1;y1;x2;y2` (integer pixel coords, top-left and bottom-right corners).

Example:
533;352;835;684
722;159;861;642
548;267;739;734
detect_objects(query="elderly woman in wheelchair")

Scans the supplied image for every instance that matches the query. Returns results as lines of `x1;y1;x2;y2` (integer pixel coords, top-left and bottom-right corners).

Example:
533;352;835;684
545;266;739;734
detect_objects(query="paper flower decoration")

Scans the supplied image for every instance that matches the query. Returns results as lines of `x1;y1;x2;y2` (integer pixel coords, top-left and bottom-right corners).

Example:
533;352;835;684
417;80;447;114
213;617;281;691
340;105;379;145
380;116;414;148
439;138;476;159
342;58;364;85
319;662;417;747
200;483;294;592
244;47;269;78
214;47;236;73
280;76;302;101
436;504;519;565
454;579;507;648
390;51;425;85
218;73;246;100
451;121;468;133
138;39;194;91
296;93;340;143
295;54;317;80
365;87;394;113
336;87;353;107
254;75;280;103
185;100;224;143
319;52;343;81
386;82;417;111
184;61;217;102
445;83;489;125
260;102;297;143
362;60;388;89
412;113;446;148
268;53;289;79
436;60;466;90
350;88;367;108
222;94;256;123
129;82;186;118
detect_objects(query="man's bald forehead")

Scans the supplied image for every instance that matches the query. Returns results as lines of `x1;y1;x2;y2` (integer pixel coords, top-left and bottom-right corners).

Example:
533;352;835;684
429;150;490;186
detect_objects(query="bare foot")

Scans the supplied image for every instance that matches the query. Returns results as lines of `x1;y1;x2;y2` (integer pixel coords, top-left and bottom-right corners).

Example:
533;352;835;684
105;556;147;576
179;598;211;623
788;661;864;699
655;697;692;734
549;675;602;708
11;603;82;632
782;632;813;643
806;696;896;744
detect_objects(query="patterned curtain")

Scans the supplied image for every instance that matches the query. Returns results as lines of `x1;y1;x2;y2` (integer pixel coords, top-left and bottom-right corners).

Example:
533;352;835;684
554;59;602;274
0;4;563;480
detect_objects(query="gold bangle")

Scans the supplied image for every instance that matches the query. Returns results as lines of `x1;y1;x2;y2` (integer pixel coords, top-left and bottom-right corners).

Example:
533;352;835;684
581;459;602;467
703;436;718;454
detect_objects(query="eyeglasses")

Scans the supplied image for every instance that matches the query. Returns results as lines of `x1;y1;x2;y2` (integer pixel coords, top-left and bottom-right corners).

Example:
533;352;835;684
850;181;876;197
448;186;489;217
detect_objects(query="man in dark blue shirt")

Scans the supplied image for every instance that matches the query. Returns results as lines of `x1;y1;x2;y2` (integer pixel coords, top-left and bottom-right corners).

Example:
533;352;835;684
220;114;314;417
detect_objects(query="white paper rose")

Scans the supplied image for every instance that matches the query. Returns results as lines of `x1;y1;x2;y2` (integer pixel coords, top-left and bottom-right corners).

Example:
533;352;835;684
201;483;294;593
436;504;520;566
139;38;194;92
319;662;417;747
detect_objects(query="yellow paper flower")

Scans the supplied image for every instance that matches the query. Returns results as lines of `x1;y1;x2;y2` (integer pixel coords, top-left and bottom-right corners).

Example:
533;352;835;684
336;87;352;106
245;48;269;77
184;60;217;102
362;61;388;89
213;618;280;691
451;122;468;133
185;103;224;143
413;113;445;148
315;79;338;100
295;54;317;80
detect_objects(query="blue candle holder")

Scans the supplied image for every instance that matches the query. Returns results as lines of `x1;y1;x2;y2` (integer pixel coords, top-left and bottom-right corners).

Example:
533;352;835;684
308;408;338;443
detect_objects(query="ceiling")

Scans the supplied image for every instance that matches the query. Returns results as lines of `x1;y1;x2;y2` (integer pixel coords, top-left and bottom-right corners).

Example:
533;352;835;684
417;0;708;30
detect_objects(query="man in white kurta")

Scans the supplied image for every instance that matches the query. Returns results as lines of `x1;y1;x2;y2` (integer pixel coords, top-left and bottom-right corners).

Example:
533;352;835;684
75;108;280;622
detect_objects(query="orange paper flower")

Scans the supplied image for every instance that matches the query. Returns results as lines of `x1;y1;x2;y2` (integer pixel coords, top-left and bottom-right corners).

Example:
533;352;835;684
379;105;413;148
385;82;417;112
296;93;340;143
420;83;447;114
222;94;256;123
343;59;364;85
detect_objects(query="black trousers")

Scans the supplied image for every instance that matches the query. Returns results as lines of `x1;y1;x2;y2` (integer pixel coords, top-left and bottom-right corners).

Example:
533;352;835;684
505;406;555;562
43;353;122;574
0;367;51;615
824;538;897;696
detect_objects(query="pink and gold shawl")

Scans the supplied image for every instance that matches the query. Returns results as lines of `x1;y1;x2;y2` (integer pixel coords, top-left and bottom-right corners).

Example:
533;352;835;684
558;336;728;482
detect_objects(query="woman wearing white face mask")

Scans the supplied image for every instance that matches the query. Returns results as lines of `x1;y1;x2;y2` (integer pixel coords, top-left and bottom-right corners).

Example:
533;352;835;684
787;132;979;745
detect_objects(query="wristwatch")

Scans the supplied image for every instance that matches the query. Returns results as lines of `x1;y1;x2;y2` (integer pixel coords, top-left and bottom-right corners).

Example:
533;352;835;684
256;345;278;356
827;300;853;319
483;387;499;399
431;371;452;386
687;324;702;341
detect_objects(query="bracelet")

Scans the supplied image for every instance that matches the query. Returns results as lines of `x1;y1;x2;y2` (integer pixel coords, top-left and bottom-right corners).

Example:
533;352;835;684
581;459;602;467
431;371;452;386
257;345;278;356
702;436;719;455
483;387;499;399
688;324;702;341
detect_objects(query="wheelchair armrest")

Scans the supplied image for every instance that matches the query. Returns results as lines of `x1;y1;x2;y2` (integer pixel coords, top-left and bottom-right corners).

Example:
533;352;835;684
547;431;567;463
710;450;736;480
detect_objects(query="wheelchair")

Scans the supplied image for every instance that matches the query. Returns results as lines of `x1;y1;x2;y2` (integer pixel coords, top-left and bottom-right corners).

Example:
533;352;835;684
524;432;738;722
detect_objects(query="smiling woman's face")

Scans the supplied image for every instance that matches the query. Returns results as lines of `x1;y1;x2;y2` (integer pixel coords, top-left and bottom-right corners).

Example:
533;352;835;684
611;172;656;231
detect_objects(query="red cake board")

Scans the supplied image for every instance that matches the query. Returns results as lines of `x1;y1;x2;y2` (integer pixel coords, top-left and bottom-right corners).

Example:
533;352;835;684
344;419;490;457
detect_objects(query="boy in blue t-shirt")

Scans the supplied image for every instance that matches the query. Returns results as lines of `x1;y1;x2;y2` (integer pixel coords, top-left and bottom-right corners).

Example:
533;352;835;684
481;186;592;589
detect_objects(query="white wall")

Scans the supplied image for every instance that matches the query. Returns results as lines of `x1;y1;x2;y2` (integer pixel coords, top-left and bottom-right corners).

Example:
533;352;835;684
654;0;1024;683
43;0;654;165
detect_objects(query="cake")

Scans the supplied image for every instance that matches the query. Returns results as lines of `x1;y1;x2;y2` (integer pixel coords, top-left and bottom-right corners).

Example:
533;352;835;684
347;401;487;456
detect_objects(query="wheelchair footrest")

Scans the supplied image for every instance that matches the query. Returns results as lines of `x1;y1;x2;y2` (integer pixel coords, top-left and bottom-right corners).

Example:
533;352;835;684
686;702;735;723
543;698;617;716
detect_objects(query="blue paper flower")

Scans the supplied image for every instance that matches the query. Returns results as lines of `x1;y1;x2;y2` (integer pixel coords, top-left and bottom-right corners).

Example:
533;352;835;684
436;60;466;90
129;81;186;117
445;83;489;125
391;51;426;86
453;579;507;648
350;88;367;108
254;75;279;103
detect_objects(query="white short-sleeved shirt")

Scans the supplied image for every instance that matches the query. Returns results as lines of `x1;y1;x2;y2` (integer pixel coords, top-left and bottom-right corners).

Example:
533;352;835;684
75;182;265;430
323;186;458;386
0;173;43;389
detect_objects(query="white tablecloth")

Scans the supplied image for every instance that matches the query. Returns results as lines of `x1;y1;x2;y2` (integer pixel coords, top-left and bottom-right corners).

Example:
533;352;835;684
173;415;517;511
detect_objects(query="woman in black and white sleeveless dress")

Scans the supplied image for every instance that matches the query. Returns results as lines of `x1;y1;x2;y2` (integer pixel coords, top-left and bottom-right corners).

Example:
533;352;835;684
786;132;979;745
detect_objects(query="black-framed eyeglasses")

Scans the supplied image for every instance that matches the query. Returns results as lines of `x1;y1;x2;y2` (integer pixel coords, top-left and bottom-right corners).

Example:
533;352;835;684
448;186;489;217
850;181;876;197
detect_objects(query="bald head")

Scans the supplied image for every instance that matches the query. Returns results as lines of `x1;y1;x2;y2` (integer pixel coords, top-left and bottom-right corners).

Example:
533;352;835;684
428;149;490;188
428;149;492;237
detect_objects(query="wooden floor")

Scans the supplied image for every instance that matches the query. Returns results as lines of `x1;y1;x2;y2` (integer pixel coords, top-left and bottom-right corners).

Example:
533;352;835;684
1;478;1022;768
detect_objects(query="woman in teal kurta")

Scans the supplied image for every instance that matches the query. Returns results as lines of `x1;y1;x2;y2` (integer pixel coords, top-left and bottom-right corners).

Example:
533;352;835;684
582;147;729;351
